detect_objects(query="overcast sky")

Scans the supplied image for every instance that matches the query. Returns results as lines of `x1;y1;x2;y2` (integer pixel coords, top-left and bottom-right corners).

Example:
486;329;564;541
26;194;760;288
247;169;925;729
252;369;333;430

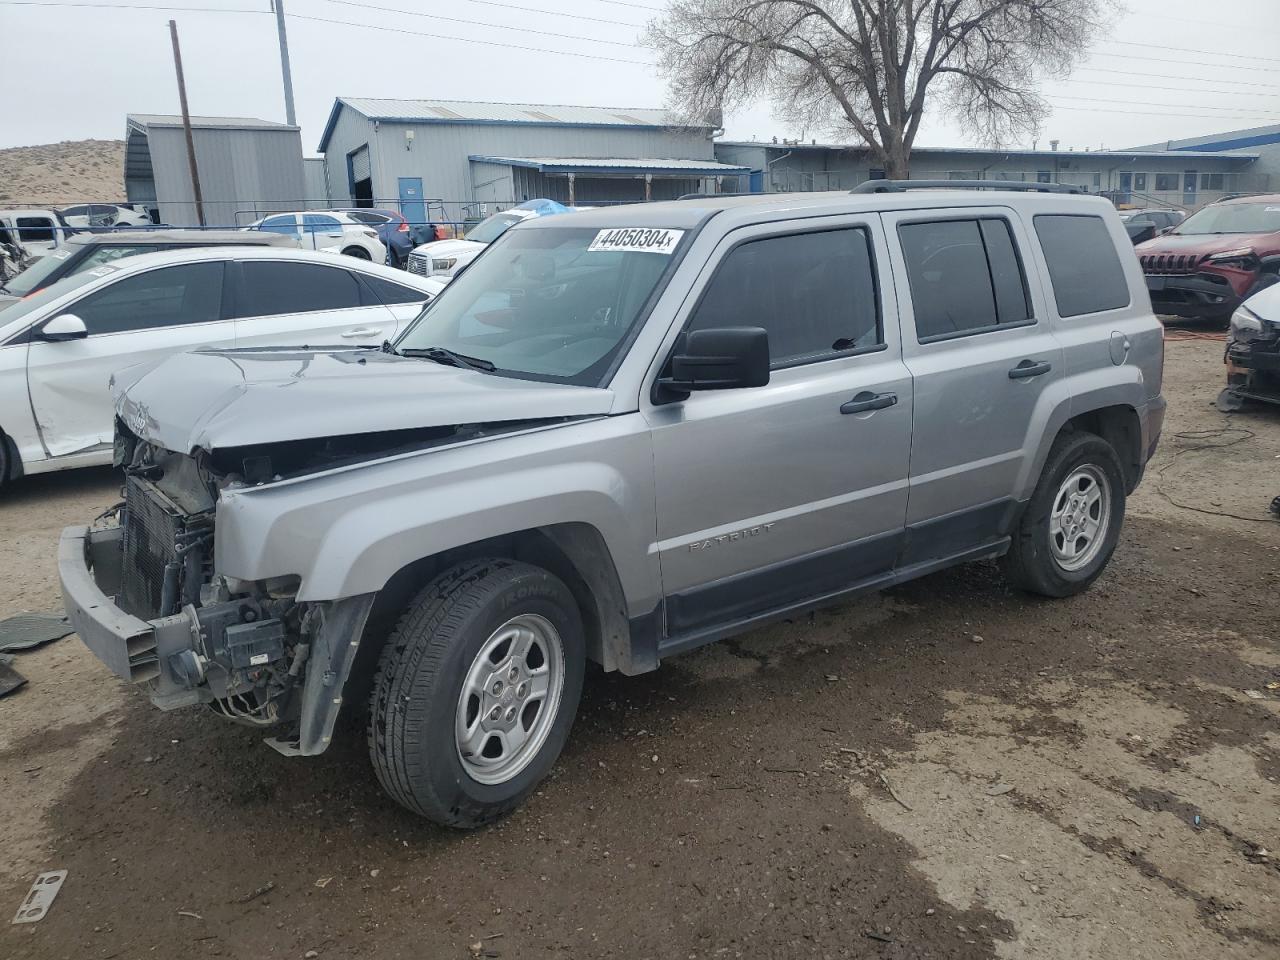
1;0;1278;153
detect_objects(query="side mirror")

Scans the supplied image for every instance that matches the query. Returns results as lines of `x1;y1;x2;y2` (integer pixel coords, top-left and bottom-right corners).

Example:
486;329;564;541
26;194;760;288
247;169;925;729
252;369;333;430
658;327;770;400
39;313;88;342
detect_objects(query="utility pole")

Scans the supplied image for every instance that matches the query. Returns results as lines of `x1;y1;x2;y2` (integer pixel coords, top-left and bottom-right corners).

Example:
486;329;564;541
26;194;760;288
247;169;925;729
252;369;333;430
168;19;205;226
273;0;297;127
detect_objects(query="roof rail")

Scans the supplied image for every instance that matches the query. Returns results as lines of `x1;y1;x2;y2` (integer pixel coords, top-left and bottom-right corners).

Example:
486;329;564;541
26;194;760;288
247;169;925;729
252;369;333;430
676;191;752;200
851;179;1083;195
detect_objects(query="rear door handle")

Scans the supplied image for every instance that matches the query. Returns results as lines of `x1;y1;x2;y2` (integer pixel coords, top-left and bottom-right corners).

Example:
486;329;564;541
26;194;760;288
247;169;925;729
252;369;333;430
840;391;897;414
1008;359;1052;379
340;326;382;338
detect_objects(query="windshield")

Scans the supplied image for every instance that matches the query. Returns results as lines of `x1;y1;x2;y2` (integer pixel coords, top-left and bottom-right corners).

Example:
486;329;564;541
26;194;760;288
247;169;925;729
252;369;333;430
1175;202;1280;235
0;267;106;335
3;247;74;296
465;213;525;245
395;224;685;386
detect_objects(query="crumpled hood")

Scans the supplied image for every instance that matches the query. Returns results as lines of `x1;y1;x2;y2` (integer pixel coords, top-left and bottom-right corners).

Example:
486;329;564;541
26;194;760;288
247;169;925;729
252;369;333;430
411;238;484;258
112;346;614;454
1135;231;1279;259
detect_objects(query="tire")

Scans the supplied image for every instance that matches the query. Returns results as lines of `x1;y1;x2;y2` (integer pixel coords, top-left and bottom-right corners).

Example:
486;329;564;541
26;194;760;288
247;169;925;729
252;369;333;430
1000;431;1126;598
343;246;372;260
368;559;585;827
0;431;9;491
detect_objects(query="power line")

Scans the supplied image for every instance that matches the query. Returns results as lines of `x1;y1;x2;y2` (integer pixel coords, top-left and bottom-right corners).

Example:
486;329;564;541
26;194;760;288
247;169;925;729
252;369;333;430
382;0;647;28
312;0;641;48
1100;39;1280;66
1051;93;1280;119
1073;65;1280;94
0;0;654;29
1049;103;1280;122
1062;77;1280;100
0;0;653;63
287;11;650;64
0;0;267;10
582;0;662;9
1088;49;1280;72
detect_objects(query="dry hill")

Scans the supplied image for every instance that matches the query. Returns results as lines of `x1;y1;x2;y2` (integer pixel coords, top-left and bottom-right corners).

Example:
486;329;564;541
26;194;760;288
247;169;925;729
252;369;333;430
0;139;125;207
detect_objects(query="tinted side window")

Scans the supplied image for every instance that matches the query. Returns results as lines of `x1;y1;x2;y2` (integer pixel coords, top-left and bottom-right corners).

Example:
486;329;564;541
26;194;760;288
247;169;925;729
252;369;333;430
259;215;299;237
686;228;881;367
359;273;432;305
898;218;1030;341
16;217;55;243
304;214;343;234
238;261;362;316
71;263;225;334
1034;215;1130;317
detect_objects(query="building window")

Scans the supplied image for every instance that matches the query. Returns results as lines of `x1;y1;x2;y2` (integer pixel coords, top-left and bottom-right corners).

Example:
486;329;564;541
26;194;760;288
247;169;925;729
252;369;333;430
1134;173;1147;191
1154;173;1178;191
1092;172;1102;188
1037;171;1052;183
1201;172;1225;191
868;168;886;180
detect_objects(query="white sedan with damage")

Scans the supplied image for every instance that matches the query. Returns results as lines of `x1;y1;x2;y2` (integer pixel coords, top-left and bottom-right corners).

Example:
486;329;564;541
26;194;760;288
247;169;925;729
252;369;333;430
0;247;444;485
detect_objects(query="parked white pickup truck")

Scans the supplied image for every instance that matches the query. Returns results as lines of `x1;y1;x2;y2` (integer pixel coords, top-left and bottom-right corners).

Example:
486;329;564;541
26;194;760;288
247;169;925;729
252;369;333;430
0;208;69;260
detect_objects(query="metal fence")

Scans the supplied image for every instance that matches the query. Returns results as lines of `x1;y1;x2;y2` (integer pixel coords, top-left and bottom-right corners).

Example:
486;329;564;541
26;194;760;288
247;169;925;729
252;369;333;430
4;195;686;239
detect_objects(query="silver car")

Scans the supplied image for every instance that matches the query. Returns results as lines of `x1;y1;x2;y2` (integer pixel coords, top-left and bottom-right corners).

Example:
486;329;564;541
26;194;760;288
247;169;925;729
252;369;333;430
61;183;1166;827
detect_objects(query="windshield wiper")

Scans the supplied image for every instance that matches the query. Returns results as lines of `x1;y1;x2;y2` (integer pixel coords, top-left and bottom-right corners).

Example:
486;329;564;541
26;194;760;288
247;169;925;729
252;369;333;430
398;345;496;372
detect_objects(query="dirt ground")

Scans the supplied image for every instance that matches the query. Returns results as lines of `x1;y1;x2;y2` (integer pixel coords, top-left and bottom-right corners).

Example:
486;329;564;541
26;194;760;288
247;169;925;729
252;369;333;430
0;140;126;207
1;337;1277;960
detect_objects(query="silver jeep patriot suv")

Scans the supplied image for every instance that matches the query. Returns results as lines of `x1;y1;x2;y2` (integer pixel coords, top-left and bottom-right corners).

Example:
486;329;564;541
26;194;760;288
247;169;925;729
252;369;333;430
61;182;1166;827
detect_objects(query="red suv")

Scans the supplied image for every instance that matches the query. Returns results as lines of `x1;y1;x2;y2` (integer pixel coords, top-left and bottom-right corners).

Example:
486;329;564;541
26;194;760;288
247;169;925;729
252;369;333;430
1135;194;1280;321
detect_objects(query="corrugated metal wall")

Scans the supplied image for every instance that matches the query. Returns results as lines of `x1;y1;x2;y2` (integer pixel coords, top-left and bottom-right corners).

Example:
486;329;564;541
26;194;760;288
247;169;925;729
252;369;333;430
146;125;305;226
320;105;379;206
320;104;718;210
303;158;330;209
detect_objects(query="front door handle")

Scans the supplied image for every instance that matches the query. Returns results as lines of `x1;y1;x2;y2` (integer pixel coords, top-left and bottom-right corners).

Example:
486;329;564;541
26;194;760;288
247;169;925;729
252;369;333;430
1008;359;1052;379
340;326;382;338
840;391;897;414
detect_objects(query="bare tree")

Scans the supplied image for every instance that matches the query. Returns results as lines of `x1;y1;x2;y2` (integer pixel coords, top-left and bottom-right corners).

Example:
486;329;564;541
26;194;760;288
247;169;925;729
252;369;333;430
646;1;1115;179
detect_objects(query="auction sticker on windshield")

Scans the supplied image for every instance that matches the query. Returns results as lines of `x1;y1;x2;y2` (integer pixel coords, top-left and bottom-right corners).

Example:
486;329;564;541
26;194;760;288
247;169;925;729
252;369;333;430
588;228;684;255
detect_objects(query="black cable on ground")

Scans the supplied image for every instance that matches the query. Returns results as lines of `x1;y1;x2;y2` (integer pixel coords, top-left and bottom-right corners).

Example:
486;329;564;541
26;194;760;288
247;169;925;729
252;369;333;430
1153;425;1278;523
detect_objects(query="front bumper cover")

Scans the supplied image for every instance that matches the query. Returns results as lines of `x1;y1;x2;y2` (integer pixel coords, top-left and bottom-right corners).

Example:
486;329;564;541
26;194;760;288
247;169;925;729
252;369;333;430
60;523;376;755
1144;273;1242;318
59;524;204;709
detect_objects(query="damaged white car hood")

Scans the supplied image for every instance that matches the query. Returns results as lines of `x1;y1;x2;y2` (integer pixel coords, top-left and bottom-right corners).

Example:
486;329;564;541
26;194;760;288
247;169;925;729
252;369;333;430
113;347;615;454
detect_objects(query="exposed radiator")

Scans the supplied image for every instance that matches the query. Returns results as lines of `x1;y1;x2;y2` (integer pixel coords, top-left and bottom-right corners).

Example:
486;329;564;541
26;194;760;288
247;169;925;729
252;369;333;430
119;474;192;620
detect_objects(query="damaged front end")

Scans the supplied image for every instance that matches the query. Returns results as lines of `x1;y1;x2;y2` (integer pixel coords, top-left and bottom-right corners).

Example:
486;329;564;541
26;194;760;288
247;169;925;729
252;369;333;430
1222;304;1280;410
60;428;374;756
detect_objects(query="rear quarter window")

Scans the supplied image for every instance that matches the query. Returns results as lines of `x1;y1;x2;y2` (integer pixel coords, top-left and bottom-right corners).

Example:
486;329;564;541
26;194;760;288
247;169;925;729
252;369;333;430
1034;214;1130;317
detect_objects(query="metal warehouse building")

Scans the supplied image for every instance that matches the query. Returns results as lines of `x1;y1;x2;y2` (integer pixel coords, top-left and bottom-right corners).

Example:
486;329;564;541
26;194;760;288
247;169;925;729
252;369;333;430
124;114;306;227
317;98;747;223
713;137;1270;210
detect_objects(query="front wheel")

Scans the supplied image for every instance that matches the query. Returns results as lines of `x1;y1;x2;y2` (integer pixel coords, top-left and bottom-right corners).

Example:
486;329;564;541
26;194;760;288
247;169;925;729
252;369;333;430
368;559;585;827
1001;431;1126;598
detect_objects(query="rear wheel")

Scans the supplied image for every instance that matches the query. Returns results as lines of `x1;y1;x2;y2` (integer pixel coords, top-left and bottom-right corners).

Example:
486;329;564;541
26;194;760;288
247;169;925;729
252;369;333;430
343;246;372;260
368;559;585;827
1001;431;1126;598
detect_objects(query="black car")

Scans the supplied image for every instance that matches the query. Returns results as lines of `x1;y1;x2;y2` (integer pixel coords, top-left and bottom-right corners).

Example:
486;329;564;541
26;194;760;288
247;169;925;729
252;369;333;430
1120;209;1186;246
0;229;296;304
